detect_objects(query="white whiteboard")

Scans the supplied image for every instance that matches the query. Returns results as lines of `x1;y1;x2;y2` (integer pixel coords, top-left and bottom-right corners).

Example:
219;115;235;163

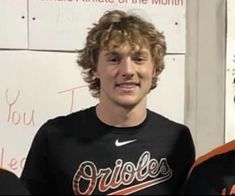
28;0;185;52
0;51;185;176
0;0;28;49
225;0;235;142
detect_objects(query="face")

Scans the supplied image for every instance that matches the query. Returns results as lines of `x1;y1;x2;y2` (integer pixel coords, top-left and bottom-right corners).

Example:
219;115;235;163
93;43;156;108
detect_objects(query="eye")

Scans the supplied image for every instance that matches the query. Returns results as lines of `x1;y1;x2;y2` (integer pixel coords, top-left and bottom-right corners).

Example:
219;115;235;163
107;55;120;64
133;56;146;64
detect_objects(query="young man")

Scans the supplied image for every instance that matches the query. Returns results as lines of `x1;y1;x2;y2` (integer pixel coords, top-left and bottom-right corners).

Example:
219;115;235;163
20;10;195;195
0;168;29;195
182;140;235;195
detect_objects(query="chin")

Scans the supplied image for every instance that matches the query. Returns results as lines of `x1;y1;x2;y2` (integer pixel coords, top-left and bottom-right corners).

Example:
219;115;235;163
115;97;140;108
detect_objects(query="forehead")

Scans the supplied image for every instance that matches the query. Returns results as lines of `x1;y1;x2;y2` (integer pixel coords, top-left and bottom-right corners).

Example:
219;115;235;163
102;42;151;54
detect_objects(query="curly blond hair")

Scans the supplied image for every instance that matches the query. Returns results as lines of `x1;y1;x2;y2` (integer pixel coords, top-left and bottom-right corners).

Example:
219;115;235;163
77;10;167;98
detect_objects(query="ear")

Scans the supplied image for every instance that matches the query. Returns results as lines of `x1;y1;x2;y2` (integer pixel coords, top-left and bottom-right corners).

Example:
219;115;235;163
92;70;100;79
152;66;157;77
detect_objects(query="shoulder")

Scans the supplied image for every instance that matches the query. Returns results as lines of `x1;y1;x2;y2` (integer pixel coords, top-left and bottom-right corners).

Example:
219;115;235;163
147;110;195;167
40;106;94;130
147;110;194;150
194;140;235;167
147;109;190;132
0;169;30;195
189;140;235;175
47;106;94;125
0;168;17;179
34;106;95;139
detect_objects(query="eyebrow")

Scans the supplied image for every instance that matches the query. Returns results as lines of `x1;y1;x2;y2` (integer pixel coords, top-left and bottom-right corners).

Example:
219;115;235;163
103;51;119;58
103;50;150;56
133;51;150;56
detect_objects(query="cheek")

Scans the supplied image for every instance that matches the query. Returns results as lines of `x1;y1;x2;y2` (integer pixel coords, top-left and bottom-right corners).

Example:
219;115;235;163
103;66;119;78
96;68;116;82
93;66;109;79
140;67;155;79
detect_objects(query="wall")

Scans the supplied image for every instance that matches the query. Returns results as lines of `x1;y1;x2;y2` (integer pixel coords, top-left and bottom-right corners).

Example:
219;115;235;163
185;0;226;157
225;0;235;143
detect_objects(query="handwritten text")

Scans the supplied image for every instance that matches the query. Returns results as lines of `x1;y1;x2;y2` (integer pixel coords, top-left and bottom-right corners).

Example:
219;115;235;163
5;89;35;127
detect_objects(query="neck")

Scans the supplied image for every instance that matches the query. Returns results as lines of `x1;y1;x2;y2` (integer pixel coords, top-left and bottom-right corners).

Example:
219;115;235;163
96;100;147;127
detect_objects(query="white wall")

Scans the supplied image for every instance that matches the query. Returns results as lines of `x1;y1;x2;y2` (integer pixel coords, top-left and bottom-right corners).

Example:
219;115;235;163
225;0;235;142
185;0;226;157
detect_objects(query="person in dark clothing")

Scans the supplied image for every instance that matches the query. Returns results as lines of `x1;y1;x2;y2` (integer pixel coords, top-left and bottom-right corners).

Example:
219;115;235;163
182;140;235;195
20;9;195;195
0;168;29;195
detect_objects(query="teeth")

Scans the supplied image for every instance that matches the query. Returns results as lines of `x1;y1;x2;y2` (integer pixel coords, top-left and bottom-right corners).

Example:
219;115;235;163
118;84;137;89
119;84;135;87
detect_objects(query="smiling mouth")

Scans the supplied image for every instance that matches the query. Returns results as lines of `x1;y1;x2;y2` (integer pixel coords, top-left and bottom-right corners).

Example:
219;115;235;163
116;84;139;92
115;83;140;94
116;83;140;88
119;84;136;88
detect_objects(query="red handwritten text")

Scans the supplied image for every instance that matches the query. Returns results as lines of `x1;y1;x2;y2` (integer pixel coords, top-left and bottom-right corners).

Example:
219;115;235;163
5;89;35;127
58;85;88;113
0;147;26;172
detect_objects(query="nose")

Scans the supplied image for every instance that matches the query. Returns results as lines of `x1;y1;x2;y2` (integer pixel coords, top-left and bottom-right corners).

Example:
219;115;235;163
120;57;135;79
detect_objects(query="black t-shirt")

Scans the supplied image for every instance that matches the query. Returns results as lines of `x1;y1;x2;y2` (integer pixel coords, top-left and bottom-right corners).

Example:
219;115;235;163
0;169;30;195
182;140;235;195
21;106;195;195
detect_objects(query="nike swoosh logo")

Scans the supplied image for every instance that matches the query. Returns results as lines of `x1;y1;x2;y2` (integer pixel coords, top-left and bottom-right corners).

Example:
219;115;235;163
115;139;137;147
